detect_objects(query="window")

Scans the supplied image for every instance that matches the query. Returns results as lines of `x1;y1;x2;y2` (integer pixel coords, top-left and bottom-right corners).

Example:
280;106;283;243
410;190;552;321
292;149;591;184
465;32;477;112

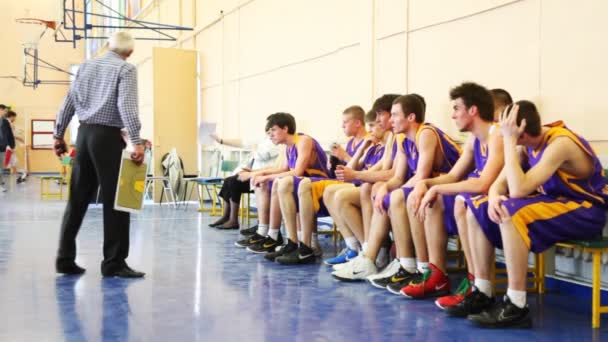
31;119;56;149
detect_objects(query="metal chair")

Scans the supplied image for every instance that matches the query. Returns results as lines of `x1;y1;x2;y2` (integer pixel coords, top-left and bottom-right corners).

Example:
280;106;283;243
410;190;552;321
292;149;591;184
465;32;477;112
186;159;239;215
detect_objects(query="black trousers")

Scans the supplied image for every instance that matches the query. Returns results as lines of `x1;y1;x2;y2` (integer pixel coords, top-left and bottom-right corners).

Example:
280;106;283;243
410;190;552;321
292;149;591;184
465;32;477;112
218;174;251;203
56;123;129;274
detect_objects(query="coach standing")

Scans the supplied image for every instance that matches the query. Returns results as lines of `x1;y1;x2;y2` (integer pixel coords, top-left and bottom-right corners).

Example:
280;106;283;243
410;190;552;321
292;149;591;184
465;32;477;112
53;31;145;278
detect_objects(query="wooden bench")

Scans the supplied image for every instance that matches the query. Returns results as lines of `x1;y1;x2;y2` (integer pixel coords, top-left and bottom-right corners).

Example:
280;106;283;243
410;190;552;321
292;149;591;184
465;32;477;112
555;238;608;328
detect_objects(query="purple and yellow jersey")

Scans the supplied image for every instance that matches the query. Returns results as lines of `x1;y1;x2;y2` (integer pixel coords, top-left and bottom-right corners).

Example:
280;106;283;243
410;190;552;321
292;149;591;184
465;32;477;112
362;144;385;171
526;121;608;207
286;133;331;178
468;124;499;178
400;123;462;179
306;143;386;216
345;135;368;157
391;133;404;162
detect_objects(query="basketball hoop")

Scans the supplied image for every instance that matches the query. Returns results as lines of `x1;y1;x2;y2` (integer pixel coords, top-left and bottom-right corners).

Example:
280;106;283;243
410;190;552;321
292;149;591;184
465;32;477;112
15;18;57;48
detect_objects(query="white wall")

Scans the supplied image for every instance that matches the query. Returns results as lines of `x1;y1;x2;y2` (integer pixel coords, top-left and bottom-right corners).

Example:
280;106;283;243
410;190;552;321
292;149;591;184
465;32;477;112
128;0;608;152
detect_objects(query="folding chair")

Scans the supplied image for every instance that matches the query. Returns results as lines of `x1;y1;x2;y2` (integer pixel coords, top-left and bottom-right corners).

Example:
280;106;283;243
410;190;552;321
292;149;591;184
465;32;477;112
186;159;239;215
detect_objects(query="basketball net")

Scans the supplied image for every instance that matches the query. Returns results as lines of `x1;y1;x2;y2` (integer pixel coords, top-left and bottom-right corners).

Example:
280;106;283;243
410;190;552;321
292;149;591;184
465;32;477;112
15;18;57;49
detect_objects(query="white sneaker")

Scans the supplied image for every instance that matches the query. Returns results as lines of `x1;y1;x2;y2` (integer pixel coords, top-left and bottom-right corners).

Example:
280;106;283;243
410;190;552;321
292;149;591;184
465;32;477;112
332;255;358;271
366;258;400;281
332;255;377;281
0;186;6;192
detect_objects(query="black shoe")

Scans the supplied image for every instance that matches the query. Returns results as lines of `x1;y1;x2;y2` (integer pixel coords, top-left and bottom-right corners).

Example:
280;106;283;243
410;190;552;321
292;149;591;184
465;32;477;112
235;233;265;248
217;223;240;230
240;226;258;236
468;295;532;328
209;218;228;228
56;261;86;275
386;271;423;295
265;239;298;261
276;243;316;265
247;233;283;254
445;289;494;317
370;267;415;289
102;266;146;278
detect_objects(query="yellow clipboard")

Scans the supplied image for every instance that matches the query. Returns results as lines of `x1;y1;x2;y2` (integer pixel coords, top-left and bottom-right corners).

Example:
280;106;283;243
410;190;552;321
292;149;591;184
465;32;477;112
114;150;149;213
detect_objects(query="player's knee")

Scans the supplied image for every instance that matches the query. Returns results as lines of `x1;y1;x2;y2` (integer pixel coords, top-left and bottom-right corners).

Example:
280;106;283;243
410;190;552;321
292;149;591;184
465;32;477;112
454;197;467;220
277;177;293;195
298;179;311;196
390;190;405;208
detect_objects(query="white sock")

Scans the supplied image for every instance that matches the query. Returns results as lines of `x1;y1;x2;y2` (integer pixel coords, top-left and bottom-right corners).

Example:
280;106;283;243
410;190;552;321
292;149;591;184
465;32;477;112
416;261;429;274
257;224;269;236
362;242;369;253
344;236;361;251
268;228;280;240
297;230;302;242
474;278;493;298
506;288;527;308
399;257;417;273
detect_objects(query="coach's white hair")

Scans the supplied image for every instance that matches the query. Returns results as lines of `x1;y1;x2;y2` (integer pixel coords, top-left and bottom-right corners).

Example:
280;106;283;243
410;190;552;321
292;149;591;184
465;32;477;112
108;31;135;54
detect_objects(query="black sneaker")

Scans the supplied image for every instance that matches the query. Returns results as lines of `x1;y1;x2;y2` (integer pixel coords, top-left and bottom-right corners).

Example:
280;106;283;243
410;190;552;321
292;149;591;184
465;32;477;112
247;233;283;254
240;226;258;236
276;243;316;265
445;289;494;317
235;233;265;248
370;267;415;289
468;295;532;328
386;271;423;295
265;239;297;261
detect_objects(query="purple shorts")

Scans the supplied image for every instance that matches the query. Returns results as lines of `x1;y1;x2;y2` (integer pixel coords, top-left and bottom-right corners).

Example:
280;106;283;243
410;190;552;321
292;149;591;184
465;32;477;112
459;193;502;248
382;187;413;211
292;176;335;217
502;194;606;253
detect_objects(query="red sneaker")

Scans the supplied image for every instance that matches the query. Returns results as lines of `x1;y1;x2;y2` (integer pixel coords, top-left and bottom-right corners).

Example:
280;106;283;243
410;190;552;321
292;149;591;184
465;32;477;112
400;263;450;298
435;273;474;310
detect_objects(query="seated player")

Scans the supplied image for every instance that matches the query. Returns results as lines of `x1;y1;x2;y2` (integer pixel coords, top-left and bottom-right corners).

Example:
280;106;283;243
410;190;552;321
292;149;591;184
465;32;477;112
396;82;504;300
235;112;331;254
265;106;367;263
324;94;401;269
329;106;369;165
332;94;461;281
431;88;512;308
321;110;390;265
466;101;608;328
270;109;388;265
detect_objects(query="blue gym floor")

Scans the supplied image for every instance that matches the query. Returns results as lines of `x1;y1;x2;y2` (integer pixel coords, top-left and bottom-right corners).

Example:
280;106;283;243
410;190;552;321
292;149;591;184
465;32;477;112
0;178;606;341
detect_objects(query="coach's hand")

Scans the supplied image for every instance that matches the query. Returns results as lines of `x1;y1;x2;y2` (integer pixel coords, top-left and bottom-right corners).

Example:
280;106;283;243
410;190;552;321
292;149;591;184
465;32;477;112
53;138;68;157
131;144;145;166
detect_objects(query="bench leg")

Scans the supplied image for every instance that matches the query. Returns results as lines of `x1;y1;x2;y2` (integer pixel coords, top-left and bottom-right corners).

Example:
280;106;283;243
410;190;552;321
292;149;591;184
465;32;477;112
538;253;545;294
593;251;601;328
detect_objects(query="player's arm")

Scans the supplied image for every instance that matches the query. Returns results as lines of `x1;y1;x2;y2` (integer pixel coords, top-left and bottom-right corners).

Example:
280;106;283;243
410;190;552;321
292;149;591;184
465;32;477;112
403;129;437;187
432;131;503;195
262;136;313;181
421;134;475;188
505;137;569;198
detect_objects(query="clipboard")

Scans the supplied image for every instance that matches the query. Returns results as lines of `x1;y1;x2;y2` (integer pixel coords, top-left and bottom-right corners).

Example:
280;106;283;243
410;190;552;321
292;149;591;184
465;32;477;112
114;150;150;213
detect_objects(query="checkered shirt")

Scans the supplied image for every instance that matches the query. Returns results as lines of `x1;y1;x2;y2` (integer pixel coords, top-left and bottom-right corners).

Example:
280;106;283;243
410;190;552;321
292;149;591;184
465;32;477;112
54;51;141;144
